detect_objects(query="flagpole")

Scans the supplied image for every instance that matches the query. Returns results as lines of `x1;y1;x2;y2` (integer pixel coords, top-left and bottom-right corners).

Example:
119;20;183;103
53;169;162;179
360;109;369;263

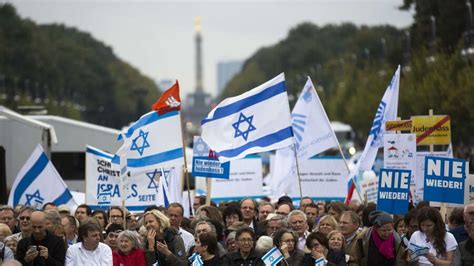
292;144;304;200
308;77;363;203
179;111;193;216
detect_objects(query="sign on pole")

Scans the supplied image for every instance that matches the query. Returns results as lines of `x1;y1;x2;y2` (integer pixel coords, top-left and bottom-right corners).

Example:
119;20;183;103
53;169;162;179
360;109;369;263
377;168;411;214
386;120;412;132
383;133;416;186
423;156;466;204
192;136;230;179
411;115;451;145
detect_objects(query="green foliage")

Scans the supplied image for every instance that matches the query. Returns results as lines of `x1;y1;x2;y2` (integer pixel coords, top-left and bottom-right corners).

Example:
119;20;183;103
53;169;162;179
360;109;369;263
0;4;159;128
221;18;474;146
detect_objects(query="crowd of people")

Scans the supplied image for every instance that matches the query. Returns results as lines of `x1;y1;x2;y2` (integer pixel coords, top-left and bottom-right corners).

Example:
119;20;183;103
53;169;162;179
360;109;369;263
0;196;474;265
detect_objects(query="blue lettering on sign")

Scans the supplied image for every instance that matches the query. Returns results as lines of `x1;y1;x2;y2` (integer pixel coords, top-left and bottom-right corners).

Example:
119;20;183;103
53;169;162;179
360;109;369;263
98;175;108;181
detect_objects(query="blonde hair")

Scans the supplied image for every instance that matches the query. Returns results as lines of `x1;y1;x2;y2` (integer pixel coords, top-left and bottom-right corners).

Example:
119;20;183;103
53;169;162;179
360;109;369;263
0;223;12;239
327;230;346;250
315;215;339;232
144;209;170;233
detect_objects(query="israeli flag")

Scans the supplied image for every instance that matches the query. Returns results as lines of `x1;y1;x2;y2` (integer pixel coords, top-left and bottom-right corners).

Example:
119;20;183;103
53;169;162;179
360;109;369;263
201;73;293;162
188;253;203;266
315;257;326;266
8;144;77;209
262;247;284;266
114;110;184;174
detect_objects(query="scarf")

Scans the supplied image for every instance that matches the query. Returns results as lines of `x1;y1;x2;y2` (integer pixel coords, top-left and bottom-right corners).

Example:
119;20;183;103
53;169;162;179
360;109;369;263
371;227;395;259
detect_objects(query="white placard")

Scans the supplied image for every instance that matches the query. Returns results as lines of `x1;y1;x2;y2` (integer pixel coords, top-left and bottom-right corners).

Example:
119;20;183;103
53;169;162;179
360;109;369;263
360;177;379;203
383;133;417;185
207;157;263;202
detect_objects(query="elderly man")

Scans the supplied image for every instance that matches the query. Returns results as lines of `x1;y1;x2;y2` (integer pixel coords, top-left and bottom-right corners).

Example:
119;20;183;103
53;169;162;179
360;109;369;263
451;203;474;244
0;206;18;234
339;210;362;254
276;203;293;216
454;219;474;265
66;222;112;265
266;214;287;237
16;211;66;265
61;215;78;246
167;202;195;252
288;210;310;251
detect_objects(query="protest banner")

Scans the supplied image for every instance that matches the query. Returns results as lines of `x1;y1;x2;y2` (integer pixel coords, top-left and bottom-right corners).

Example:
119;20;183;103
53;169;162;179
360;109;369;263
411;115;451;145
377;169;411;214
360;177;379;203
192;136;230;179
200;156;263;202
423;156;466;204
271;156;347;201
86;146;183;210
383;133;416;186
414;150;450;203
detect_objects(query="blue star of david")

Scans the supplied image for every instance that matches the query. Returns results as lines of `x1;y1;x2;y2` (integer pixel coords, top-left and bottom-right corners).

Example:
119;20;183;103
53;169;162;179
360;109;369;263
25;190;44;206
130;129;150;156
232;113;256;141
146;169;161;192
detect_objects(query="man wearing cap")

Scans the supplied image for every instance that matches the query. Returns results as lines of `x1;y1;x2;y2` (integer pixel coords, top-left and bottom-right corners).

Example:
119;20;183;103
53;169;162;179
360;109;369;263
57;205;71;218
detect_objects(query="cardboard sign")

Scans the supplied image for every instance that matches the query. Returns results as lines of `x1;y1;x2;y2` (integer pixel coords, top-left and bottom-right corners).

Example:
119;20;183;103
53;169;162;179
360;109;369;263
377;169;411;214
383;133;417;186
192;136;230;179
386;120;412;132
423;156;466;204
360;177;379;203
414;151;450;203
411;115;451;145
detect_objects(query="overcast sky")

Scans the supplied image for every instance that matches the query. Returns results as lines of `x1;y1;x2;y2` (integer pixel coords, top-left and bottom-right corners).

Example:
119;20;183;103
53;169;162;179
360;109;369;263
9;0;413;97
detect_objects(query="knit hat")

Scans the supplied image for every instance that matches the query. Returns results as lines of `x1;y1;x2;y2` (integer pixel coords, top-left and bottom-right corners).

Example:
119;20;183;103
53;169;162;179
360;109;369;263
369;211;393;227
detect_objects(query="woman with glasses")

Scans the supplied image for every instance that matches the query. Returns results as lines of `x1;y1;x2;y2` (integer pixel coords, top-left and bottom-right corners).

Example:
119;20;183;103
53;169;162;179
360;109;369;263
143;209;187;266
408;207;457;265
113;230;146;266
316;215;339;237
194;232;220;265
302;231;346;266
221;227;264;265
273;228;304;265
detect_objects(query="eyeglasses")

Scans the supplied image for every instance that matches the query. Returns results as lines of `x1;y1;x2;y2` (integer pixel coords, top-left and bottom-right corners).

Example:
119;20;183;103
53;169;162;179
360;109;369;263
238;238;254;243
19;216;30;221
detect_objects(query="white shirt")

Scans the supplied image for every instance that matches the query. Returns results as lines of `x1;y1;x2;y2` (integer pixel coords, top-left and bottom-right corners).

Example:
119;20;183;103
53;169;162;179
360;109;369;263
65;242;113;266
179;227;196;252
408;230;457;266
297;231;310;251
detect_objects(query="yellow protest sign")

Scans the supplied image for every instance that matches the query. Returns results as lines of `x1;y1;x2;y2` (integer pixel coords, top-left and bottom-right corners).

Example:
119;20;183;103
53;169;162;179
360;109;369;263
411;115;451;145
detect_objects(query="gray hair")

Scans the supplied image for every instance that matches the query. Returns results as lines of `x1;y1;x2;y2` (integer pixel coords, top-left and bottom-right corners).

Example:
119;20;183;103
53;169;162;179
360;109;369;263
118;230;142;249
288;210;307;222
44;209;62;226
267;214;288;227
255;235;273;254
195;220;216;234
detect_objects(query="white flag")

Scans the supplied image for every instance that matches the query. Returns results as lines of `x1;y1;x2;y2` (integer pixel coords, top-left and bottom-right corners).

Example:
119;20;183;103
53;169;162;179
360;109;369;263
358;65;400;171
156;167;183;208
346;65;400;202
292;77;339;158
201;73;294;162
271;77;341;198
8;144;78;209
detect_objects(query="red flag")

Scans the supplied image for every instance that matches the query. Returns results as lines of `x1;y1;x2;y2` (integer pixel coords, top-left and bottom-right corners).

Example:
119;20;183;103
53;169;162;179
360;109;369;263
151;80;181;115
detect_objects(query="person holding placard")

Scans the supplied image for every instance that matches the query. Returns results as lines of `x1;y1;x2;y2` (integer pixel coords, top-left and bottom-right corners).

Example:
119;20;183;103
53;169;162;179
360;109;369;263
408;207;457;265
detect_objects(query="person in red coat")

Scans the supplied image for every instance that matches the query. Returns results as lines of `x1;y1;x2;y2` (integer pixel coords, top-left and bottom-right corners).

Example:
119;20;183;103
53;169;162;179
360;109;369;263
113;230;146;266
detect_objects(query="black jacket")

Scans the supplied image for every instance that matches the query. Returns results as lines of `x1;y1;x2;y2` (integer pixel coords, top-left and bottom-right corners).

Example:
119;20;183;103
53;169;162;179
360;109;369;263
17;231;67;266
221;249;264;266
